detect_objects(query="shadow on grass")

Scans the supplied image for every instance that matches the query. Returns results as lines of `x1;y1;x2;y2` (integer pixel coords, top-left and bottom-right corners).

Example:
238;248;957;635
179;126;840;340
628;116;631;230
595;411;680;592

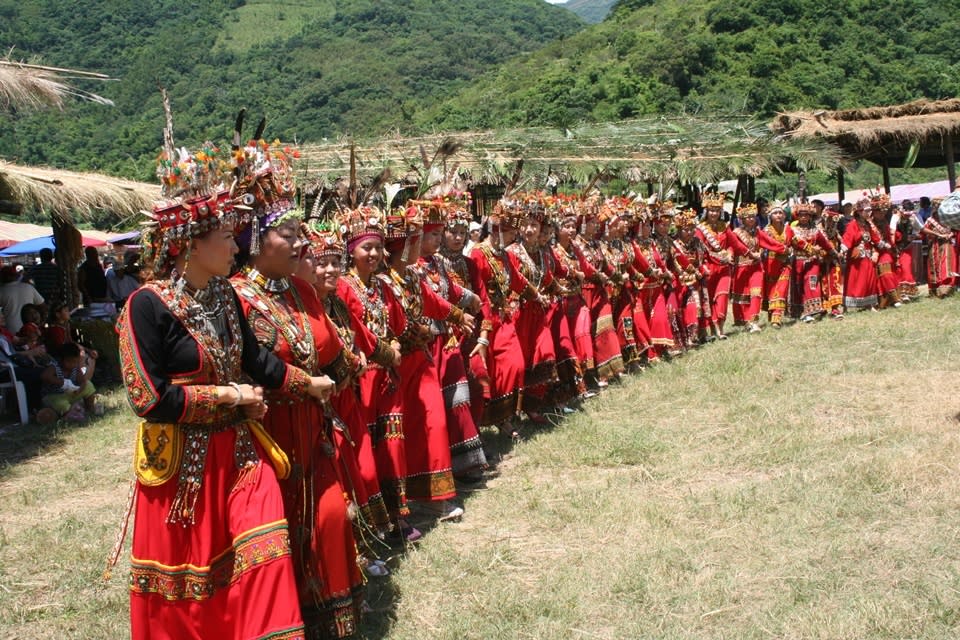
0;383;122;470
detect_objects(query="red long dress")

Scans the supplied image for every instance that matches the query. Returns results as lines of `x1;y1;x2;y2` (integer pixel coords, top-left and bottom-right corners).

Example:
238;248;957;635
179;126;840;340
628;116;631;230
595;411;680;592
819;221;845;314
323;293;392;535
575;237;624;379
470;242;530;425
633;237;674;356
729;227;786;325
604;238;641;365
842;218;881;310
696;221;733;328
893;213;920;299
118;278;310;640
418;253;488;477
548;243;587;401
872;220;901;307
507;241;558;412
338;272;410;519
232;274;362;639
790;224;836;317
761;223;793;325
672;235;712;340
381;266;459;503
554;241;595;376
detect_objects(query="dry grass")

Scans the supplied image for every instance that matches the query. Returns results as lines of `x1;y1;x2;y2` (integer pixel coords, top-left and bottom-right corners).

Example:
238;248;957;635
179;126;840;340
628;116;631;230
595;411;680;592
0;161;157;220
1;295;960;639
0;59;113;113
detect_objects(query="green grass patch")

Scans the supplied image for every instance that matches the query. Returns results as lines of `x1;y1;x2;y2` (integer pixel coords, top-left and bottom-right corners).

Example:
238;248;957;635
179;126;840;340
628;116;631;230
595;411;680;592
216;0;336;53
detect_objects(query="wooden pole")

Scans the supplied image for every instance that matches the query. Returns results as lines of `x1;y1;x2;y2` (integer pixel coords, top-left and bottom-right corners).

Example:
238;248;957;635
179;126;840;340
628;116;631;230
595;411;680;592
747;176;756;202
881;156;891;194
837;167;845;203
947;133;957;192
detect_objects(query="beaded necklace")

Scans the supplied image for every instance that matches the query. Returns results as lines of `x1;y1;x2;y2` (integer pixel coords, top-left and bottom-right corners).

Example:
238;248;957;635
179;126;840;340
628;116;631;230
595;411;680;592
697;221;726;252
344;268;391;339
476;242;512;308
235;267;317;373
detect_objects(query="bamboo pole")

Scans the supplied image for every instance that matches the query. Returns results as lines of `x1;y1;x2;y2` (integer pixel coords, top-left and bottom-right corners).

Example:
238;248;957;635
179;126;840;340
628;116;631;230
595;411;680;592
881;156;891;194
837;167;845;203
947;133;957;192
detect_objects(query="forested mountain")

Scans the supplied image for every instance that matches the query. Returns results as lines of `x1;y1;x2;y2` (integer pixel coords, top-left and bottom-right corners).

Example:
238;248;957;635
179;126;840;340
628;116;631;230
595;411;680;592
0;0;583;180
556;0;616;23
420;0;960;131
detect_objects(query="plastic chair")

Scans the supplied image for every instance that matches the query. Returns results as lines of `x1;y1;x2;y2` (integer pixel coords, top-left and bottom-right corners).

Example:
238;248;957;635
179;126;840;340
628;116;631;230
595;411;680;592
0;351;30;425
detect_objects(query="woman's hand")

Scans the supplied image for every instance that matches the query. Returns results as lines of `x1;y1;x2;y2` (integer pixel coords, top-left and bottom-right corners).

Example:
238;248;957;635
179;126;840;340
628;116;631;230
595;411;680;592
307;375;335;402
233;384;264;406
241;400;268;420
461;312;476;334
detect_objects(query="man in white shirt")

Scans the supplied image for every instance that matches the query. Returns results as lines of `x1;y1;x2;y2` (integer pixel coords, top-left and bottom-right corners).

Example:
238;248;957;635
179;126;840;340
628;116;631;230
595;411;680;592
0;265;44;333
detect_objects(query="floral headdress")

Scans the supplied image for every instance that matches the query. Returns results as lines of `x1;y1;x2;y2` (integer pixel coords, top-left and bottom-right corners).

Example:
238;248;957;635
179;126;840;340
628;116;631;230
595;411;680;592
702;192;726;209
737;202;758;217
141;92;247;279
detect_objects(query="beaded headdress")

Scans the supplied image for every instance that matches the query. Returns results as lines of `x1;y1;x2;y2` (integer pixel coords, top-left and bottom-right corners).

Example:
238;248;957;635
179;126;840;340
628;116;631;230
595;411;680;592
737;202;758;217
675;208;699;228
702;192;726;209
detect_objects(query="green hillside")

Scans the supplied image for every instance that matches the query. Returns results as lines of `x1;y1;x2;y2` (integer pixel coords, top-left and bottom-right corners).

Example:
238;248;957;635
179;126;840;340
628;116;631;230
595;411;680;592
0;0;583;181
419;0;960;131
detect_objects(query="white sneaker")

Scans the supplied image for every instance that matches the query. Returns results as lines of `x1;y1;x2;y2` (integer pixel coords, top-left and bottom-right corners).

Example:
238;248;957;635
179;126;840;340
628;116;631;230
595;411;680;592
748;323;761;333
893;302;902;308
801;315;814;323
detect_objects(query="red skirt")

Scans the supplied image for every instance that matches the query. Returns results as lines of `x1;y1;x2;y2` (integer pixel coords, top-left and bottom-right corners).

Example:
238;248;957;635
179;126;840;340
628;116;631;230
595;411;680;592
582;284;623;379
562;294;594;371
398;349;456;502
331;386;391;534
637;286;673;349
514;301;558;408
481;315;525;426
547;299;584;402
262;401;362;639
130;428;305;640
433;337;488;477
705;264;732;322
357;366;408;518
844;256;879;309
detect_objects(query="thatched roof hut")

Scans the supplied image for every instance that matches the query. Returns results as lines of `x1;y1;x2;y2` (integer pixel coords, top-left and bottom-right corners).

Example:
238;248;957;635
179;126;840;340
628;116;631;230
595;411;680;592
298;116;842;207
0;161;156;306
771;99;960;191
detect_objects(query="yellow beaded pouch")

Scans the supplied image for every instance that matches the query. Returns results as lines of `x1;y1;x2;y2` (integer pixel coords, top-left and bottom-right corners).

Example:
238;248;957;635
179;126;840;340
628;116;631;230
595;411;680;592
134;422;183;486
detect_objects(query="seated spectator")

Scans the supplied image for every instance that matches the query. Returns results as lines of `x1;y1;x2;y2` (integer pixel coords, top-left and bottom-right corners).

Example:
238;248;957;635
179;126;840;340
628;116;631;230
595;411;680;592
44;302;77;351
0;265;45;334
0;306;48;410
107;252;142;308
17;304;43;349
37;343;101;424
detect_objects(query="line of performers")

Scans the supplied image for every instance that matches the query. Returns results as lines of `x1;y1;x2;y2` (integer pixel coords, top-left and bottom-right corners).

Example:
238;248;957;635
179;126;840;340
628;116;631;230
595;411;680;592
112;131;957;640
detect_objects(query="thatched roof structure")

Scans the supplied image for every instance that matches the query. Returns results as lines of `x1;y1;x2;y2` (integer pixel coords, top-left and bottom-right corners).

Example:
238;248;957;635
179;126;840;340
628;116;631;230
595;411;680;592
0;59;114;112
0;161;156;222
771;99;960;168
297;115;842;193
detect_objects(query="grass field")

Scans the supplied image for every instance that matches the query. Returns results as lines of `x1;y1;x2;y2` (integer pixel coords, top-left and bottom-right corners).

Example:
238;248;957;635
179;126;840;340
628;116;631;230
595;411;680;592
2;295;960;639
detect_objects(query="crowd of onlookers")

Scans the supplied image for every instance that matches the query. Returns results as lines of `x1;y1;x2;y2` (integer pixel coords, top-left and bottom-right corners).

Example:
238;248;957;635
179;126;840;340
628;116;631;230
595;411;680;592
0;246;140;424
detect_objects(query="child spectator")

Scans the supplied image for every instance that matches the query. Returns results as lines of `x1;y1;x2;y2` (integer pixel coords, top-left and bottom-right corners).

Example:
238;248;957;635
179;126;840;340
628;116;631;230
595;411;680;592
43;302;75;351
17;304;43;349
37;343;101;424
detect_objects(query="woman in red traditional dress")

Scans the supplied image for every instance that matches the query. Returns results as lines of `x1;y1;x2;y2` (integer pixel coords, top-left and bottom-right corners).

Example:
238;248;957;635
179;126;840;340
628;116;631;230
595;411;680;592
415;196;488;482
729;203;787;333
470;206;537;436
554;205;597;397
842;200;882;311
790;203;837;321
603;201;643;367
439;211;488;428
506;195;559;422
672;208;714;344
920;206;956;298
337;208;414;540
762;205;793;327
818;207;845;319
633;210;674;360
303;222;393;541
651;204;684;352
575;203;624;384
229;143;362;638
383;205;473;519
695;193;734;338
117;144;334;640
869;198;902;309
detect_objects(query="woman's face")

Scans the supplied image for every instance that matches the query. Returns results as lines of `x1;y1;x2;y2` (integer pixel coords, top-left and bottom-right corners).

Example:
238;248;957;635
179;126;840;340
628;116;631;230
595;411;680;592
521;218;542;246
190;227;239;279
56;306;71;323
420;229;443;256
350;237;383;279
741;215;757;230
770;209;786;226
679;226;694;242
315;254;342;295
444;226;467;252
584;218;599;238
254;221;302;279
296;251;318;285
500;226;518;246
706;207;721;222
559;219;577;244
